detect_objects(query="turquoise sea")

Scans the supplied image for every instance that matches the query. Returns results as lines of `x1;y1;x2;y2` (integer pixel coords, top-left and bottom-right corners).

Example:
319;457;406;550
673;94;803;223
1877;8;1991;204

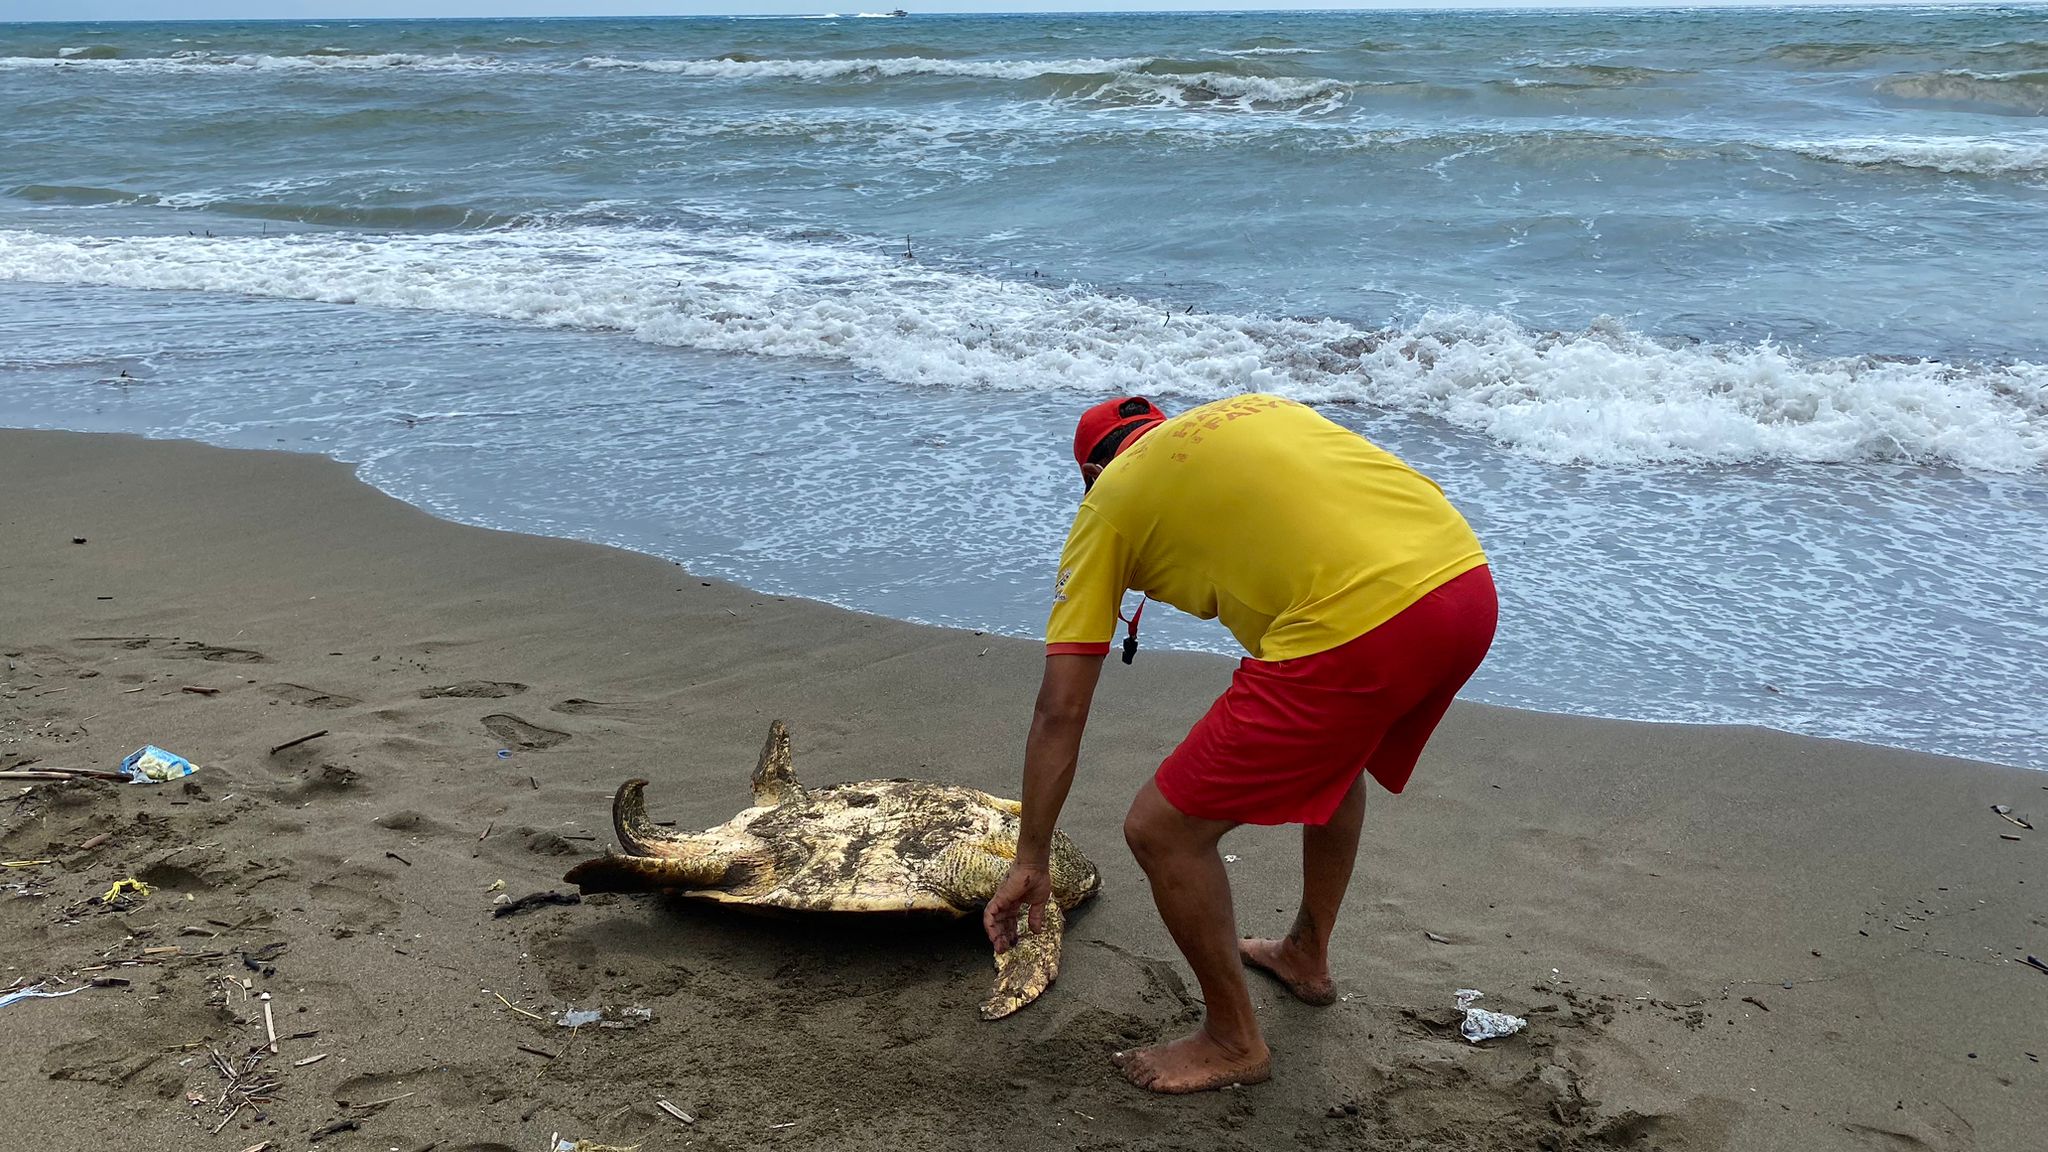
1;6;2043;768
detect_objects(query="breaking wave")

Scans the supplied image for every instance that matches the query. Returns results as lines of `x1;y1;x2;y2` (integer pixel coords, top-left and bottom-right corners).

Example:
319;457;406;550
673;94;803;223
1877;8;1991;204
4;182;521;230
0;48;1354;111
577;53;1353;111
0;50;510;73
0;226;2040;472
1775;134;2048;178
1878;69;2048;116
1766;40;1918;67
574;53;1149;80
1205;46;1327;58
1084;69;1351;111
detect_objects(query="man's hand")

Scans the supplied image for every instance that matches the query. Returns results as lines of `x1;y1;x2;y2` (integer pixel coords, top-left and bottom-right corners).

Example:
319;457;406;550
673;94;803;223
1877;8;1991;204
983;860;1053;955
989;652;1101;955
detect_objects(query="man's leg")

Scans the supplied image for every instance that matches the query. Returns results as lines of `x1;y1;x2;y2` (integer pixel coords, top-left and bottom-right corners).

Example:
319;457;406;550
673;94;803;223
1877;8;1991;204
1239;566;1497;1005
1115;779;1272;1093
1240;772;1367;1006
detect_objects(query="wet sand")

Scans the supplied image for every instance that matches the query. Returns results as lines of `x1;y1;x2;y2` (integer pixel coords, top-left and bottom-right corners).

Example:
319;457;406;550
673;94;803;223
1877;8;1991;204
0;429;2039;1152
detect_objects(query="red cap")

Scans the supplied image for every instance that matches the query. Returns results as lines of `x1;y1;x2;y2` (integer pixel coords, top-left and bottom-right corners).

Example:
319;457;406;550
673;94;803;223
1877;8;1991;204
1072;396;1167;471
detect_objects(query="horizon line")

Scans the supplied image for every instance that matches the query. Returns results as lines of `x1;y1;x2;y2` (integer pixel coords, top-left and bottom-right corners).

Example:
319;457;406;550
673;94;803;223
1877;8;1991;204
6;1;2043;26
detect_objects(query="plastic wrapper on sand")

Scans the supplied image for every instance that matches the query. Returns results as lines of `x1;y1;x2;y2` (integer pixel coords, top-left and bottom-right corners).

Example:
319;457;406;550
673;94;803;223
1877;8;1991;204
1454;988;1527;1043
120;745;198;784
557;1004;654;1030
0;984;87;1010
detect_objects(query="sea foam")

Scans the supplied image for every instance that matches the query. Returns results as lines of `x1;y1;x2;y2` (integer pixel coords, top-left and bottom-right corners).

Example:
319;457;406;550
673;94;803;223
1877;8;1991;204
1777;133;2048;177
574;54;1149;80
0;227;2039;473
0;51;511;73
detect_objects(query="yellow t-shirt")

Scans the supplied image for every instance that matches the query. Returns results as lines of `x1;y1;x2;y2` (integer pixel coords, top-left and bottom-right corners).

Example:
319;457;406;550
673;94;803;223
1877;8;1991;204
1046;394;1487;662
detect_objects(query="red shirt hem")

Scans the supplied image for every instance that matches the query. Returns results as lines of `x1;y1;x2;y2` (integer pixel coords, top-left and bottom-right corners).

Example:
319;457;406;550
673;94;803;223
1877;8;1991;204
1045;641;1113;657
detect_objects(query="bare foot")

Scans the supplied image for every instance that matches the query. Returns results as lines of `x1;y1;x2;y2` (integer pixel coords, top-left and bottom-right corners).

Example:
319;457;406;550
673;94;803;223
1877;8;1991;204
1239;937;1336;1006
1112;1030;1272;1094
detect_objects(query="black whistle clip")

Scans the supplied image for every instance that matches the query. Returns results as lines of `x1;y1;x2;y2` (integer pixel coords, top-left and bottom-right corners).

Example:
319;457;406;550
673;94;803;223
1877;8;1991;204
1121;636;1139;665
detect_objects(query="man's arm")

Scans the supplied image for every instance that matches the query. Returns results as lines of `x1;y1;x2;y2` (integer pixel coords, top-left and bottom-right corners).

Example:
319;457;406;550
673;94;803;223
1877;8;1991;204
985;652;1106;953
1016;653;1108;862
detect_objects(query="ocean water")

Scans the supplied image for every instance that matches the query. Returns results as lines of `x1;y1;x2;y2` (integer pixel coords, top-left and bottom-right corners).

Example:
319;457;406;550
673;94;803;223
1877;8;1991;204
1;6;2043;769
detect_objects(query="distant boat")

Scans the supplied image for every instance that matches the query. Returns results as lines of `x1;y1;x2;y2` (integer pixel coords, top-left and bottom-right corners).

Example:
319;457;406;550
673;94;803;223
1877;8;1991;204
890;9;909;16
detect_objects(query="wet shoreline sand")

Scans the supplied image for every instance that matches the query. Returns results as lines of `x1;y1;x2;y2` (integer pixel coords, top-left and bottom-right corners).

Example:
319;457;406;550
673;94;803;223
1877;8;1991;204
1;429;2038;1151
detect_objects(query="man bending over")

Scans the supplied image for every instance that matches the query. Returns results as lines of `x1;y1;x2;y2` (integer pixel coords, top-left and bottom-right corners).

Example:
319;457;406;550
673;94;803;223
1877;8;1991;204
984;393;1496;1093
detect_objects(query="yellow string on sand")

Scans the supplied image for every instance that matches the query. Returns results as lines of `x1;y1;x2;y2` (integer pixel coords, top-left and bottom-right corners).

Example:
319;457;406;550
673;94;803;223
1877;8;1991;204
101;877;153;902
492;991;544;1021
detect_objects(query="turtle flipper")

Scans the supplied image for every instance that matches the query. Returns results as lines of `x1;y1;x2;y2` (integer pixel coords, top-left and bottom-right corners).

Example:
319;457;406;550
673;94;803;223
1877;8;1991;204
563;851;728;894
981;900;1066;1021
612;778;681;855
750;720;806;807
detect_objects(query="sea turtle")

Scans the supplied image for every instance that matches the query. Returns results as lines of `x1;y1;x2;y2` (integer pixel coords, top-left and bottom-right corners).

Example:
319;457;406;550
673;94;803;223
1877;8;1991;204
563;720;1101;1019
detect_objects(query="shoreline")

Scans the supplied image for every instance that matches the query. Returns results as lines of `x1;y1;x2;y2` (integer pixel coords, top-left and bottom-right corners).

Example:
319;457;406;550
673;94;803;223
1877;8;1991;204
2;428;2040;1151
7;419;2033;776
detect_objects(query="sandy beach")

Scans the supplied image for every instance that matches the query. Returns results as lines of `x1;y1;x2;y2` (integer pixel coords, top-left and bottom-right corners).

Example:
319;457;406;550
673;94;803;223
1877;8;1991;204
0;429;2039;1152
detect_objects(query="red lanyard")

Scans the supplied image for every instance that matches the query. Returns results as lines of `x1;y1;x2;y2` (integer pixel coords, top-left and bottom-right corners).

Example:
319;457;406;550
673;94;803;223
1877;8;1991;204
1119;596;1147;665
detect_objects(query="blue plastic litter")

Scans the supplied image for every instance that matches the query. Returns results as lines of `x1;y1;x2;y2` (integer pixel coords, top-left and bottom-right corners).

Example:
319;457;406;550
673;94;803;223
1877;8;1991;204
120;745;198;784
0;984;87;1009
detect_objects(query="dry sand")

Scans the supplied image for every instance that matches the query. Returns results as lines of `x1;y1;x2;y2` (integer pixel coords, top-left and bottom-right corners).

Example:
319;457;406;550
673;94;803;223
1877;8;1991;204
0;429;2040;1152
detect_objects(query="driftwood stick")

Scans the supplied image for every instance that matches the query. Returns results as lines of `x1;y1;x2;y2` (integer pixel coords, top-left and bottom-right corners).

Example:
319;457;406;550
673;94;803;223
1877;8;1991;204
0;768;127;781
657;1099;696;1125
259;992;278;1053
268;730;328;756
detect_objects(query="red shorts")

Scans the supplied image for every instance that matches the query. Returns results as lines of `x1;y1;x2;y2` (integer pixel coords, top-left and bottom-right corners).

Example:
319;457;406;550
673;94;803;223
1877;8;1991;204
1154;564;1497;826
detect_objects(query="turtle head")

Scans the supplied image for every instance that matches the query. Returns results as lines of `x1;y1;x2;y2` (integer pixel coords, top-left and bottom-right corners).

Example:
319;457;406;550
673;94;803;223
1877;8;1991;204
750;719;806;807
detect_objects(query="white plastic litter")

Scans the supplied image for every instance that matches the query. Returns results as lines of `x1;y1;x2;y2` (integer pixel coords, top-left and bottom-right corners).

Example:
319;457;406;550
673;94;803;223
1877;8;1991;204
0;984;87;1010
557;1004;654;1030
1454;988;1526;1043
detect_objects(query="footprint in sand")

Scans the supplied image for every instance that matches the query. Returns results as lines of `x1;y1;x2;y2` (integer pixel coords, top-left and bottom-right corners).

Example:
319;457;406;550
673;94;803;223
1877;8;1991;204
334;1065;490;1109
276;764;362;802
310;865;404;935
136;858;227;894
178;641;265;663
43;1036;169;1091
482;713;571;750
71;636;264;662
549;697;646;718
514;827;587;856
420;680;528;699
263;683;362;709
